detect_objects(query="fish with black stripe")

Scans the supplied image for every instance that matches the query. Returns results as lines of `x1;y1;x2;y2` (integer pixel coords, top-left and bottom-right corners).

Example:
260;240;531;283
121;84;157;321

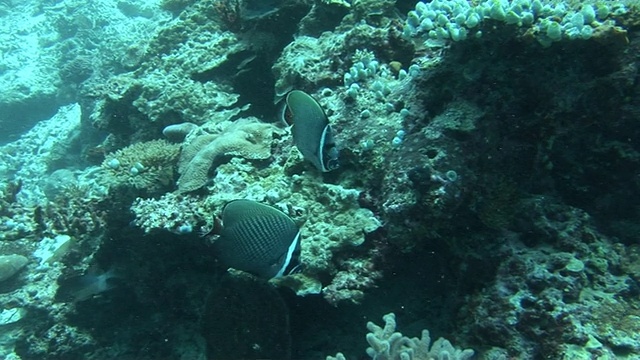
210;199;303;279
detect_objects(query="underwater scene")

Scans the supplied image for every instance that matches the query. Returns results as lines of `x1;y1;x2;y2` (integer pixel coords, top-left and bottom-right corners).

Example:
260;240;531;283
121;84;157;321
0;0;639;358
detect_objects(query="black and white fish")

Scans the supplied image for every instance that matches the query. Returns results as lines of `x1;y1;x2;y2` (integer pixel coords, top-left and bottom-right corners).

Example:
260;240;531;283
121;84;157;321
280;90;339;172
212;199;303;279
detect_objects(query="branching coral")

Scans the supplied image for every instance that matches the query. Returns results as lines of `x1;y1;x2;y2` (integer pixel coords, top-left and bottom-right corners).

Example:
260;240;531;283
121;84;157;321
44;184;108;238
328;313;474;360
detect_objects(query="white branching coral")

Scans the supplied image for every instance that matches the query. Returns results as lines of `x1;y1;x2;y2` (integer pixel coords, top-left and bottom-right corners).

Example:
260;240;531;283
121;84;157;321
365;313;474;360
328;313;474;360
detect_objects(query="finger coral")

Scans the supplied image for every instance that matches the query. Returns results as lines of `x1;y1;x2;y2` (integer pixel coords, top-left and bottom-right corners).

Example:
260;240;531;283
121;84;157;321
328;313;474;360
365;313;474;360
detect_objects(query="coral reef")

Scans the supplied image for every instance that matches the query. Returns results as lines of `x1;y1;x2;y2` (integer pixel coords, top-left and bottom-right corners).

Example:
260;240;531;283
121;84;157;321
459;196;640;358
83;1;255;144
401;0;630;47
0;0;639;359
327;313;474;360
131;192;209;234
0;0;171;142
132;155;383;301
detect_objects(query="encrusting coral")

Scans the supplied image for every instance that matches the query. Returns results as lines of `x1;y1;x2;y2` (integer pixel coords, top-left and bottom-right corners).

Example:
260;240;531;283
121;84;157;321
131;192;209;234
175;117;285;193
131;156;383;301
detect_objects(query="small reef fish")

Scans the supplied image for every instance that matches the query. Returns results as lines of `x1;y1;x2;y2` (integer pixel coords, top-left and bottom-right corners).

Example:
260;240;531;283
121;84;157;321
279;90;340;172
211;199;302;279
55;268;118;303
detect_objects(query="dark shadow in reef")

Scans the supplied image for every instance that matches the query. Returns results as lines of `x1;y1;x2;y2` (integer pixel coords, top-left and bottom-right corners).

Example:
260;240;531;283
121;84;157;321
283;242;483;359
415;25;638;242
